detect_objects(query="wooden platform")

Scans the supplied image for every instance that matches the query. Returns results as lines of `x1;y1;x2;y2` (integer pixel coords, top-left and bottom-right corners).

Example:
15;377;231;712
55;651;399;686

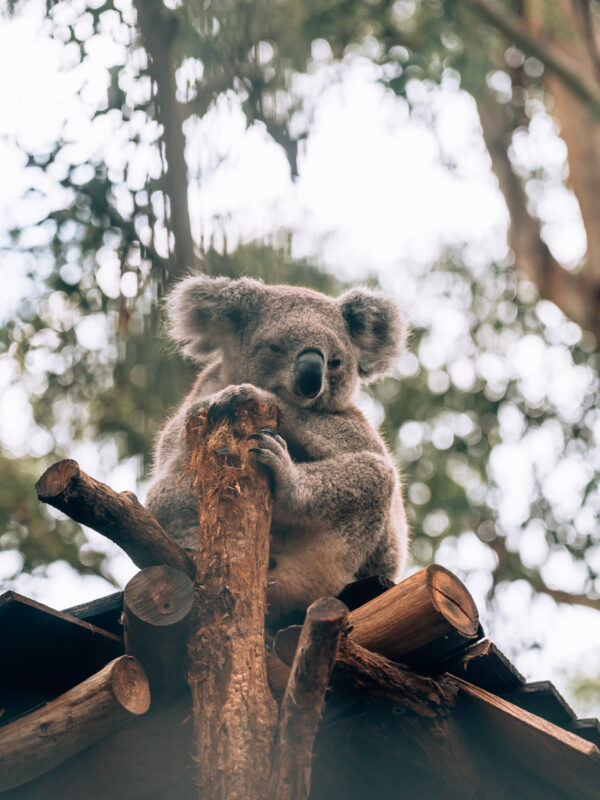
1;585;599;799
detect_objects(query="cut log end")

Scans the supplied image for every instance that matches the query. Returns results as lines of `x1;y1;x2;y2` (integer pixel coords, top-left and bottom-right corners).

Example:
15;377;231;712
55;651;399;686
125;565;194;627
306;597;349;624
35;459;80;500
110;656;151;715
428;565;479;637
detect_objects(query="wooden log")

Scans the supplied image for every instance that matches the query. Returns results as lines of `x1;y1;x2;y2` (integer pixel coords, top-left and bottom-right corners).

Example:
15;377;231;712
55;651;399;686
348;564;480;669
268;597;348;800
36;459;194;577
335;637;457;722
0;655;150;792
274;625;457;722
185;401;279;800
268;565;481;692
123;565;194;695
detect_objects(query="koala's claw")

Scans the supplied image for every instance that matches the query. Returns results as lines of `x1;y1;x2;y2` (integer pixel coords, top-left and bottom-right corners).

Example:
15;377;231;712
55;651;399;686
248;430;296;499
249;430;288;451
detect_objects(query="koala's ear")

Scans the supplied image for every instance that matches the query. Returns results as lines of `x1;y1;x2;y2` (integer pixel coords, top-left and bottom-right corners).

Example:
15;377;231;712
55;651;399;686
338;287;408;379
166;274;265;362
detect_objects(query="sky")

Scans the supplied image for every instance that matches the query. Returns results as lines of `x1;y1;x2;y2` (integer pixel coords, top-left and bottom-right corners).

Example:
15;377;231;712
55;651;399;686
0;0;599;716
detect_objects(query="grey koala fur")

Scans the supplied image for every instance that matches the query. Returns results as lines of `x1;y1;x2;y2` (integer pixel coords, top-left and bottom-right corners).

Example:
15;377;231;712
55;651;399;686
146;274;409;620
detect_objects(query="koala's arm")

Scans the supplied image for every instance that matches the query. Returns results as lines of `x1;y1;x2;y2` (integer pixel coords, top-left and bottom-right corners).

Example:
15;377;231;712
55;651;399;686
255;415;401;619
252;403;397;523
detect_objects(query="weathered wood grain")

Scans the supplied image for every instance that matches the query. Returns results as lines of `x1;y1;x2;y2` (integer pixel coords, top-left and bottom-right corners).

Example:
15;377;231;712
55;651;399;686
0;656;150;792
268;597;348;800
36;459;194;577
185;401;279;800
123;565;194;695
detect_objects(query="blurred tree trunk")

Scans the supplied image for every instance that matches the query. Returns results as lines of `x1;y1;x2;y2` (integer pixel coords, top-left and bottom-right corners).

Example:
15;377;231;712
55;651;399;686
476;90;598;330
470;0;600;339
132;0;197;278
525;0;600;281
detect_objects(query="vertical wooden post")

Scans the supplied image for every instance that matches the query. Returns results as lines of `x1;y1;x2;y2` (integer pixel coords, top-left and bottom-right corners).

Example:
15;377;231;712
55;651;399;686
269;597;349;800
123;565;194;696
185;401;279;800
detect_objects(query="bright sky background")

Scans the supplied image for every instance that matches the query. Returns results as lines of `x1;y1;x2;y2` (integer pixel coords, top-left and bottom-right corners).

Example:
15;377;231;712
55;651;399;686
0;0;599;716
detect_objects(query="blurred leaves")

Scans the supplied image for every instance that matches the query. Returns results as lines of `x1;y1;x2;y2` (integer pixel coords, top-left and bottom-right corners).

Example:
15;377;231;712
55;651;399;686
0;0;599;636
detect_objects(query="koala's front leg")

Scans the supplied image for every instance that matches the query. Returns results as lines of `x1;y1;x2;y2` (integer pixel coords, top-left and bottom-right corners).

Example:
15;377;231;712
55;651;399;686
250;430;394;526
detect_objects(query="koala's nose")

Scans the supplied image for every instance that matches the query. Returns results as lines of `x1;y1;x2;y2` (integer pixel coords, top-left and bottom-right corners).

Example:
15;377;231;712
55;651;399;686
293;349;324;399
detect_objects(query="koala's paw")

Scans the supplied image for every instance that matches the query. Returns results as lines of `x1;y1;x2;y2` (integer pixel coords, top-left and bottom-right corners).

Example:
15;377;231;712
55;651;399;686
206;383;265;425
248;428;298;496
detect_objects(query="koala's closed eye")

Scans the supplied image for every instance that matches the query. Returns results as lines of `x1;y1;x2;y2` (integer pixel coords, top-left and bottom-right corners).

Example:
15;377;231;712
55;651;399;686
253;341;285;355
328;357;342;369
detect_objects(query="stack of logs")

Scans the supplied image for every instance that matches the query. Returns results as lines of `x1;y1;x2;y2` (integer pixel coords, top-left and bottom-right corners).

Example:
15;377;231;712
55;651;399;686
5;400;482;799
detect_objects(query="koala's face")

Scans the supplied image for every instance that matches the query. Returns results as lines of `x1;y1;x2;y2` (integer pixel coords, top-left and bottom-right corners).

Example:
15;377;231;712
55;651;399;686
167;276;407;411
231;289;359;410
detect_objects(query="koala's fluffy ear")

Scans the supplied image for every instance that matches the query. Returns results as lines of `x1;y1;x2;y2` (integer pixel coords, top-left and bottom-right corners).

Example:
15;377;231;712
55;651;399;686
338;287;408;379
167;274;266;362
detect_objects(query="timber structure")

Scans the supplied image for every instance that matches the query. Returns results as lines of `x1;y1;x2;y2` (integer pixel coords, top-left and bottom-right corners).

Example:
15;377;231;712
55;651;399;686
0;401;598;799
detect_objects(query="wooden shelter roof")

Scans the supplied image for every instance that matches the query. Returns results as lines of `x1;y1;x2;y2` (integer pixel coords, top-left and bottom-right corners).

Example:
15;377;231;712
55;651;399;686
0;580;599;800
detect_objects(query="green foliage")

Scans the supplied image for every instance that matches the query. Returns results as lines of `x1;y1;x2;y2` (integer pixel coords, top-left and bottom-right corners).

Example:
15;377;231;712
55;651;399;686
1;0;598;643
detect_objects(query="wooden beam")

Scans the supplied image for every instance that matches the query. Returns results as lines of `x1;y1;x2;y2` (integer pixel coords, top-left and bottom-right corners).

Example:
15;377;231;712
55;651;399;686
274;624;457;720
0;656;150;792
347;565;480;668
123;565;194;695
268;597;348;800
445;639;525;693
0;591;124;726
36;459;194;577
456;677;600;800
185;401;279;799
267;566;481;693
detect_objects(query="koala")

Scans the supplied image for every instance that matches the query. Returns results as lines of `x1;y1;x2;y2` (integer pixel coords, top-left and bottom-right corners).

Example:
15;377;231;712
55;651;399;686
146;275;409;621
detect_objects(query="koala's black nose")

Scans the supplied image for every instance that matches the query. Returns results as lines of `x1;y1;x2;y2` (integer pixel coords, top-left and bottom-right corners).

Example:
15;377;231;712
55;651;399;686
293;349;324;399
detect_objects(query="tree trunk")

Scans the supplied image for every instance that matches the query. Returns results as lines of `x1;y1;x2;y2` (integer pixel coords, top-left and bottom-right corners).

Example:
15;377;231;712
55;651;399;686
132;0;197;278
524;0;600;283
475;90;599;334
184;401;279;799
470;0;600;337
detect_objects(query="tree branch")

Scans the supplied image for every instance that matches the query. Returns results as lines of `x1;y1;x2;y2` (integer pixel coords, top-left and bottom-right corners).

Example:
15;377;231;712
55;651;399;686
476;89;600;338
467;0;600;113
268;598;348;800
132;0;197;278
488;534;599;610
35;459;195;578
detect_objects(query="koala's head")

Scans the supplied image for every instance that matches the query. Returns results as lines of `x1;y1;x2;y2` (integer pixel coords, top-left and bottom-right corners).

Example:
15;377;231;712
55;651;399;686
167;274;408;410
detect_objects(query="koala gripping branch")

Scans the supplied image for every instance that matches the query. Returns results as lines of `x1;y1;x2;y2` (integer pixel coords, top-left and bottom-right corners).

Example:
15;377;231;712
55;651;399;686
185;400;279;800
